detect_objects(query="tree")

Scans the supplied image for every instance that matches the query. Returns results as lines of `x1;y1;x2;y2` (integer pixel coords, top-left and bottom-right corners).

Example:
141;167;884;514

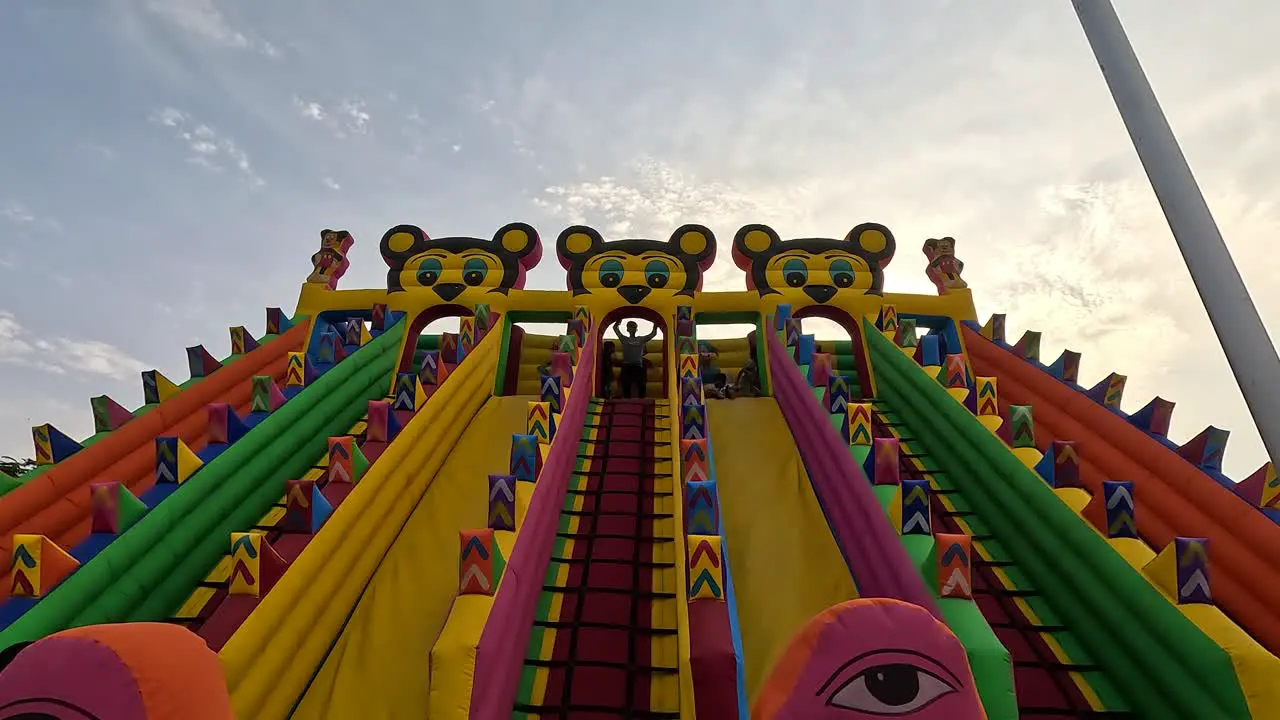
0;456;35;476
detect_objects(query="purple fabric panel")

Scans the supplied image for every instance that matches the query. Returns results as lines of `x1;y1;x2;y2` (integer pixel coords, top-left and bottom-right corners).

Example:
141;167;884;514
471;332;599;719
766;328;941;618
0;636;147;719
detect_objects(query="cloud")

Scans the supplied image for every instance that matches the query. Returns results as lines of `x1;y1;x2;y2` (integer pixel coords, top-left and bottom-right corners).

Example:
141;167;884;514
0;203;35;225
294;96;327;121
293;95;373;138
322;177;341;191
149;107;264;187
0;311;149;381
145;0;278;56
532;150;1278;476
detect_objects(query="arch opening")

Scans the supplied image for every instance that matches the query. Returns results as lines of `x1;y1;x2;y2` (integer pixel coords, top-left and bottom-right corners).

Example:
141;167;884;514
691;318;767;399
397;304;474;374
500;316;575;397
598;306;668;400
792;305;875;400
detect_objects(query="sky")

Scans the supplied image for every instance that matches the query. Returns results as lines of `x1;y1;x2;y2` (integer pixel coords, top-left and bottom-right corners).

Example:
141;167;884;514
0;0;1276;478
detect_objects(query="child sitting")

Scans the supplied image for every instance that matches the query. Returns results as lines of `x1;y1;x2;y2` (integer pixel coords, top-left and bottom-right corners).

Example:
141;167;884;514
734;357;761;397
706;372;736;400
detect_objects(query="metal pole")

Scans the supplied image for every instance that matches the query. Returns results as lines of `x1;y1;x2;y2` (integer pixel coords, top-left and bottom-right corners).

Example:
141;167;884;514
1070;0;1280;468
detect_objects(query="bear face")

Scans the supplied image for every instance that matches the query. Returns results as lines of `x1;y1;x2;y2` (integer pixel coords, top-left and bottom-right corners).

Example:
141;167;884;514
557;224;716;305
732;223;896;303
380;222;542;301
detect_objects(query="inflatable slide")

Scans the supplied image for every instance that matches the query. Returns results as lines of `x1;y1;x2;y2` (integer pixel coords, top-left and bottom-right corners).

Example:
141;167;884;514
0;221;1276;719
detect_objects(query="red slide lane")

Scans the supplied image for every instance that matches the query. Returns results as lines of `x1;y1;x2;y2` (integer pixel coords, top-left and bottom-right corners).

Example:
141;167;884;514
964;325;1280;656
0;322;309;601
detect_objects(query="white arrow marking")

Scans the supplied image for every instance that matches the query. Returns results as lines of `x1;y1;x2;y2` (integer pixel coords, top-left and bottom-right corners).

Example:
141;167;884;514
1180;569;1210;600
1106;485;1134;509
902;513;930;534
460;565;491;592
941;568;971;597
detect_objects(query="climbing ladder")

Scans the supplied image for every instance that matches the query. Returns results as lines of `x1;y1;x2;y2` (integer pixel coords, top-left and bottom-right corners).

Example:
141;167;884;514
872;398;1133;718
516;398;682;718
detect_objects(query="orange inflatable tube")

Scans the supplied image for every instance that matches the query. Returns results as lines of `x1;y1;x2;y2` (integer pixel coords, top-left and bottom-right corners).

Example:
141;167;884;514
964;325;1280;656
0;322;308;600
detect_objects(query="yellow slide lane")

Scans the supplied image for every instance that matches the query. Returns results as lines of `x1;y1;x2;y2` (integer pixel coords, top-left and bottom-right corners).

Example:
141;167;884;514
292;395;535;719
708;397;857;704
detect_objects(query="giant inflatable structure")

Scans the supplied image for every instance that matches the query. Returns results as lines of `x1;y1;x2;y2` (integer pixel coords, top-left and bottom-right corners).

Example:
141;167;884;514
0;219;1277;719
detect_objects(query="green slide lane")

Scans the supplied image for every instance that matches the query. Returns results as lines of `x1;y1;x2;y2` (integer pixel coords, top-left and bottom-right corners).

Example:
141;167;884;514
865;322;1250;717
0;320;407;647
792;355;1015;718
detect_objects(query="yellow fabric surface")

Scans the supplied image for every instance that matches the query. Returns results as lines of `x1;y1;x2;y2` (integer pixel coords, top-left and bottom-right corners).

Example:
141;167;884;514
291;396;533;719
708;397;857;705
220;339;499;719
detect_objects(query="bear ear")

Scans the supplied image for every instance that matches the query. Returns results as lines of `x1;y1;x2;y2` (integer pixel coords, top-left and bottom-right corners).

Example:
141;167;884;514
556;225;604;270
845;222;896;268
493;222;543;270
732;224;781;271
380;224;431;269
669;224;717;271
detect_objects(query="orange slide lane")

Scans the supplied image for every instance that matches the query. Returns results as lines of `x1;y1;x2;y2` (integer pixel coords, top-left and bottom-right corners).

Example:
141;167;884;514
964;325;1280;656
0;321;309;602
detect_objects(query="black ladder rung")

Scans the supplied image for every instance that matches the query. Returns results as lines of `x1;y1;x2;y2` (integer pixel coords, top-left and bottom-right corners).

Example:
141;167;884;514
978;588;1041;599
566;487;674;497
554;532;673;542
571;470;672;479
576;454;672;463
562;509;674;520
542;585;678;599
550;556;675;569
534;619;678;635
523;657;679;673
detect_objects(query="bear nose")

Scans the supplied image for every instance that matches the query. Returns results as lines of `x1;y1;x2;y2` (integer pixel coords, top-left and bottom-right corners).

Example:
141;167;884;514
618;285;652;305
803;285;837;304
433;283;465;302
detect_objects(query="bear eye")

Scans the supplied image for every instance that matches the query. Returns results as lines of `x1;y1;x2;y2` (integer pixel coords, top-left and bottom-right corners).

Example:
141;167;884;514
416;257;443;286
462;257;489;286
830;258;855;288
599;259;624;288
783;258;808;288
644;259;670;288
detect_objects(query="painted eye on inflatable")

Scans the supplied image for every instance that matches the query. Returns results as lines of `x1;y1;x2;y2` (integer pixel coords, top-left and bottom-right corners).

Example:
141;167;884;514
416;257;443;286
783;258;808;288
830;258;856;289
823;652;958;716
462;257;489;286
599;259;624;288
644;259;671;289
